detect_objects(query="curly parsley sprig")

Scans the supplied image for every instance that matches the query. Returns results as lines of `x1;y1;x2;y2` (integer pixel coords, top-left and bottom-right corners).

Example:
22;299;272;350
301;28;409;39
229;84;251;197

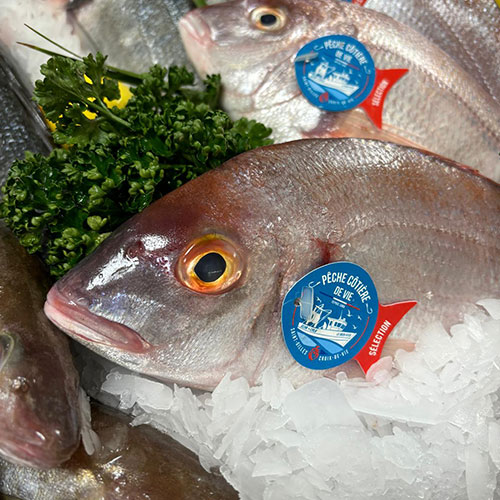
1;51;272;278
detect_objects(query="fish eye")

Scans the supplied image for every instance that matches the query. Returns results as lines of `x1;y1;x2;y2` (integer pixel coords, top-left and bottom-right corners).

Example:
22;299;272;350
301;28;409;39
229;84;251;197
176;235;244;294
0;333;14;373
250;6;287;32
194;253;226;282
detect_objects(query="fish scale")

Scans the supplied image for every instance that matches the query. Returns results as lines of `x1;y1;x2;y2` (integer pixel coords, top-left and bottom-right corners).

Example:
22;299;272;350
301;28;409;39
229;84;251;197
364;0;500;104
67;0;195;73
0;50;51;190
45;139;500;390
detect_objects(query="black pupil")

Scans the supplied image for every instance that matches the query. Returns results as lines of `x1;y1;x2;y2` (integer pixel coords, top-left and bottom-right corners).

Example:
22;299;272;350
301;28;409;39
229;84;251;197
194;253;226;282
260;13;277;26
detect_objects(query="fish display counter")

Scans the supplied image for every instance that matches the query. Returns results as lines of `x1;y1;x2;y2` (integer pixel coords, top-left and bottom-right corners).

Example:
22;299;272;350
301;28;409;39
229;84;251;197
0;1;499;499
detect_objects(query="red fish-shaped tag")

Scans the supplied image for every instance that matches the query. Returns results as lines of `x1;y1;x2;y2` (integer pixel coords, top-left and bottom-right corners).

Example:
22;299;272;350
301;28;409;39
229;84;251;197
359;68;409;129
354;300;417;373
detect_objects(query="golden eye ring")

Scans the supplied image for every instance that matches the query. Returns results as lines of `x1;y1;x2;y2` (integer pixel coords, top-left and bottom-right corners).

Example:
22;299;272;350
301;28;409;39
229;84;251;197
250;6;287;32
176;235;244;294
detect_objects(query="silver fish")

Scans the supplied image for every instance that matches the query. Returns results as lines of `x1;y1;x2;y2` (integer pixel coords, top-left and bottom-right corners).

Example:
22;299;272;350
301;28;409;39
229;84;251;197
0;49;51;190
0;221;80;469
44;139;500;390
0;403;237;500
66;0;195;73
364;0;500;104
0;0;194;86
179;0;500;181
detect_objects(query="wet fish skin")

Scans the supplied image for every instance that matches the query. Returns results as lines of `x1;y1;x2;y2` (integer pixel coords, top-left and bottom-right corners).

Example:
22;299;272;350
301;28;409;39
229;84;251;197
0;221;80;468
45;139;500;390
179;0;500;181
66;0;195;73
0;403;238;500
364;0;500;104
0;50;51;190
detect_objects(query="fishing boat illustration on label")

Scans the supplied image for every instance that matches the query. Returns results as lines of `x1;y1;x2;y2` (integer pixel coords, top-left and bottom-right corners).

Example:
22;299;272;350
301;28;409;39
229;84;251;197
307;62;360;98
296;285;357;347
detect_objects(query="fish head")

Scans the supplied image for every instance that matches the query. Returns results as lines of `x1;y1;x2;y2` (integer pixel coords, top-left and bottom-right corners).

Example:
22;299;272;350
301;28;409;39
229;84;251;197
179;0;344;115
0;330;80;468
45;159;289;389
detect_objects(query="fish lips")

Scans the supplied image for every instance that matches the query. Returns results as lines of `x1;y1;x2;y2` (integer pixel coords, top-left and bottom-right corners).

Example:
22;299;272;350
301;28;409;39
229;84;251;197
179;11;212;48
44;286;151;354
179;11;214;75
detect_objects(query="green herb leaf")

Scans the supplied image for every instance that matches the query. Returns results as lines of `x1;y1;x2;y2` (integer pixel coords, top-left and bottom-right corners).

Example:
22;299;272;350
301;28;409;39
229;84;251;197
1;58;272;278
34;53;130;145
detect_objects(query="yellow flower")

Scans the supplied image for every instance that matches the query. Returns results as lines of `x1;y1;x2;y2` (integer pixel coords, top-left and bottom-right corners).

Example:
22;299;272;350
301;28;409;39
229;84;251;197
83;78;132;119
43;78;132;135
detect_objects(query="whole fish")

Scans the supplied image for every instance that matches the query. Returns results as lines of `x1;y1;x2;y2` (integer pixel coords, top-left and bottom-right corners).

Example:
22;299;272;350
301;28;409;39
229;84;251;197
0;403;237;500
44;139;500;390
0;221;81;468
66;0;195;73
0;49;51;189
363;0;500;104
179;0;500;181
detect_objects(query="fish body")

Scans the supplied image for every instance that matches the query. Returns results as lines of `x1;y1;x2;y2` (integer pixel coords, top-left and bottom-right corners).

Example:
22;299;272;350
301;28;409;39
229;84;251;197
179;0;500;181
0;50;51;189
0;221;80;468
0;403;237;500
364;0;500;104
66;0;195;73
45;139;500;390
0;0;194;84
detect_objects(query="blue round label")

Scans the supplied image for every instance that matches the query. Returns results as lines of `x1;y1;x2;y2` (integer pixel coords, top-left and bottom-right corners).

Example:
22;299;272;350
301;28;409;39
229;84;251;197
294;35;376;112
281;262;379;370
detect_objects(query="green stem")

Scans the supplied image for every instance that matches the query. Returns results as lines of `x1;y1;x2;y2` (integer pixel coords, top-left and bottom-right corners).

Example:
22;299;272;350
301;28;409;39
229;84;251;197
84;99;132;128
104;66;146;86
25;24;83;59
17;42;77;60
17;43;146;86
193;0;207;6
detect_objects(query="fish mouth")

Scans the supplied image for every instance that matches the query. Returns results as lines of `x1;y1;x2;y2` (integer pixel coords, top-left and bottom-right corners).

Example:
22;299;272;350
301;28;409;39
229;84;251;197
179;11;214;76
45;286;151;354
179;11;213;49
0;428;77;469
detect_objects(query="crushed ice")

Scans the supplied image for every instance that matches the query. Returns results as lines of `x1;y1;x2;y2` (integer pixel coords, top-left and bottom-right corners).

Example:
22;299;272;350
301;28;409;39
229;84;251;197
79;388;101;456
93;299;500;499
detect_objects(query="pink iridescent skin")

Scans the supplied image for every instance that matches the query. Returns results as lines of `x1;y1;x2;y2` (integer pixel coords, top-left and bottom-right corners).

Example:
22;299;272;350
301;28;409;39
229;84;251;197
45;139;500;390
0;222;80;469
179;0;500;181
